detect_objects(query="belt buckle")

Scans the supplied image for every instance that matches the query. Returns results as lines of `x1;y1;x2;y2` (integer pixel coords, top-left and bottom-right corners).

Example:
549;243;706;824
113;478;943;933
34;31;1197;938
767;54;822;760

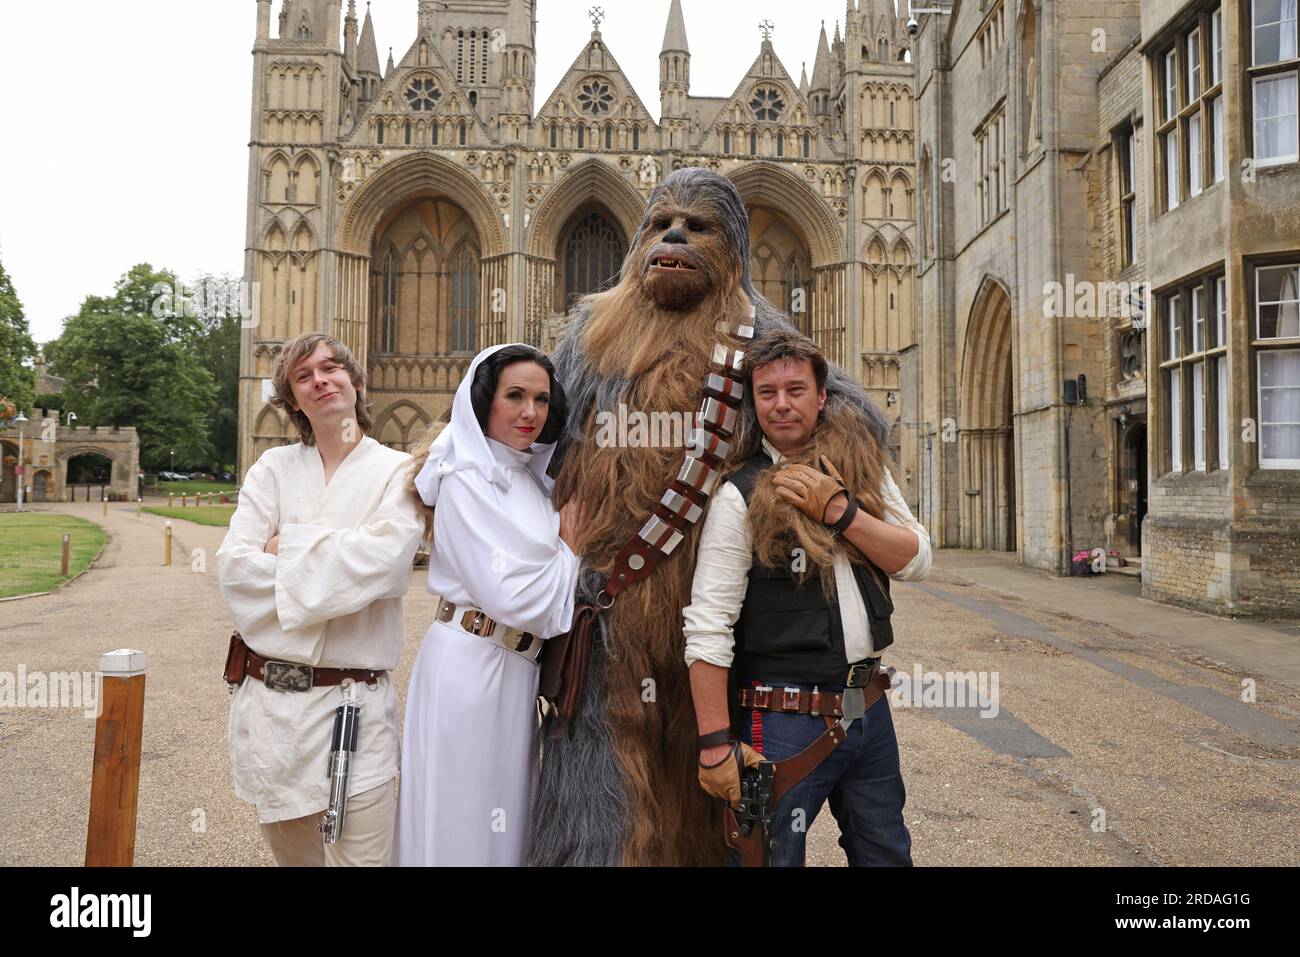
461;609;496;636
436;598;456;623
846;659;877;688
781;686;802;711
752;685;773;710
264;660;313;692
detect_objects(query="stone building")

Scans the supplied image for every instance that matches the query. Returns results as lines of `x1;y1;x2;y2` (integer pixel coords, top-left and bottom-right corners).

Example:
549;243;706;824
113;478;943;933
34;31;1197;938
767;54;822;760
238;0;922;498
911;0;1299;615
0;358;141;503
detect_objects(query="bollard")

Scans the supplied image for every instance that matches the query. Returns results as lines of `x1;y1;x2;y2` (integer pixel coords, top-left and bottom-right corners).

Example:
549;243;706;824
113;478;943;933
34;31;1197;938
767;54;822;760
102;491;108;516
61;533;71;577
137;497;142;515
85;649;147;867
164;521;173;567
168;493;174;509
181;494;187;508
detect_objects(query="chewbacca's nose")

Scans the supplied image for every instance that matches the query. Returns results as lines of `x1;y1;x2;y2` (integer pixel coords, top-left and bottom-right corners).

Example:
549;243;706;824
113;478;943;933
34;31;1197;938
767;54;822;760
662;226;688;244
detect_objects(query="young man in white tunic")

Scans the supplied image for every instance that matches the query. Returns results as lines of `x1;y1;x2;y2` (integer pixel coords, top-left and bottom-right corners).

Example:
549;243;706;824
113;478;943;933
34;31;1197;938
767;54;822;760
396;343;585;867
217;333;423;867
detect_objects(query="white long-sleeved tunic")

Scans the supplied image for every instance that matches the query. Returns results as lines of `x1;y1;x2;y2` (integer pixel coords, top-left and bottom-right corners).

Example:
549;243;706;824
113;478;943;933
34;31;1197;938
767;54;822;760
216;436;423;823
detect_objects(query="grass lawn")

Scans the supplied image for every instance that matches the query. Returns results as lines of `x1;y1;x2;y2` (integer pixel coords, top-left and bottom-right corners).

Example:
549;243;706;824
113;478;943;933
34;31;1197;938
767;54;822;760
0;513;108;598
154;480;239;497
141;505;235;527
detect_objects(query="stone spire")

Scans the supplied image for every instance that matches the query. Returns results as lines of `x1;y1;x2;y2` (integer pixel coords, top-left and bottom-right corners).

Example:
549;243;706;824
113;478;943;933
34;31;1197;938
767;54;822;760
799;61;809;97
661;0;689;54
357;2;381;76
810;20;832;93
386;46;395;76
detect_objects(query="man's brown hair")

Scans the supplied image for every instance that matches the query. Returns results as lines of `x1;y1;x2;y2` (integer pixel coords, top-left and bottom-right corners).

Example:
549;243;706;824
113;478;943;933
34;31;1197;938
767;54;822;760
743;327;828;392
270;332;372;446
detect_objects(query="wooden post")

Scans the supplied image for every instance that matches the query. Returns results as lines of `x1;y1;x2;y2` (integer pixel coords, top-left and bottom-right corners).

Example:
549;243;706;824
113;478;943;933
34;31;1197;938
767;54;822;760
85;649;147;867
137;497;142;514
61;533;70;576
181;494;187;508
102;489;108;516
163;521;173;566
168;492;174;509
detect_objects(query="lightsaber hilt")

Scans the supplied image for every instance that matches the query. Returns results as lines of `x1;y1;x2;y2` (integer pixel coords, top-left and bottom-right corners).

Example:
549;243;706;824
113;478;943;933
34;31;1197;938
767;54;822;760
321;687;361;844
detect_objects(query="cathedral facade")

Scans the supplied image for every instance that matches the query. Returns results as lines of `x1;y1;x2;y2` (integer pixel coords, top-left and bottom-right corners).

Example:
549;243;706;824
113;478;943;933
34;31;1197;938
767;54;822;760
239;0;920;501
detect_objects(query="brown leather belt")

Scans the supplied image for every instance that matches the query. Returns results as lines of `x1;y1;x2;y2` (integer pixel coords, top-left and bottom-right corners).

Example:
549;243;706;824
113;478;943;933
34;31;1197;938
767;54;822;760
245;647;385;692
737;659;885;717
738;673;890;718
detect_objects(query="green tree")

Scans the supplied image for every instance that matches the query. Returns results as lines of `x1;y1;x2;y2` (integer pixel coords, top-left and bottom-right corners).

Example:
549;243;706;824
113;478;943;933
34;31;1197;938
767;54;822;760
187;273;242;472
0;256;37;415
47;264;217;470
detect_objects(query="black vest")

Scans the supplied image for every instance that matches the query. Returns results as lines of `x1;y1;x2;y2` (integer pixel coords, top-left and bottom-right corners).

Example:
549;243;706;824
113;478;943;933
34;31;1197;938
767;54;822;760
726;452;895;686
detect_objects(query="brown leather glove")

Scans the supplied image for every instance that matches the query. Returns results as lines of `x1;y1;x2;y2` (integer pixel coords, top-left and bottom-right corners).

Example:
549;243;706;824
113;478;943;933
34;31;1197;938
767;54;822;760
772;461;848;524
698;741;765;808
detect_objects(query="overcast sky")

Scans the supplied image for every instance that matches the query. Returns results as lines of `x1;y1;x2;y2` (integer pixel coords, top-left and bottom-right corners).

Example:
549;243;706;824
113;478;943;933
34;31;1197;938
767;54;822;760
1;0;894;346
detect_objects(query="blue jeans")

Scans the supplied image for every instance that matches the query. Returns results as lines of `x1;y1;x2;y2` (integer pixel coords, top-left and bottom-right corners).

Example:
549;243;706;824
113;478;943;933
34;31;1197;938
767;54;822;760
733;686;912;867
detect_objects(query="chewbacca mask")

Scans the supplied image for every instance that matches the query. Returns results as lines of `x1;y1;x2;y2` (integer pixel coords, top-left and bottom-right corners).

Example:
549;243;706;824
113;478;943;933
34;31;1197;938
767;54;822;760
528;167;893;866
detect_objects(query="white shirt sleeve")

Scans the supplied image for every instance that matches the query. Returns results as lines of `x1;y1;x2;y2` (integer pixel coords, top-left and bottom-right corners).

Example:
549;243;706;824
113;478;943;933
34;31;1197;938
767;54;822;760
682;481;753;670
431;471;580;638
273;459;424;631
879;469;932;582
216;454;287;638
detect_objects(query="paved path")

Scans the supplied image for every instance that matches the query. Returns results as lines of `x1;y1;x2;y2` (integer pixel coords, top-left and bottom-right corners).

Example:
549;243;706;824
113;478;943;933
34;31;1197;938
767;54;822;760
2;504;1297;866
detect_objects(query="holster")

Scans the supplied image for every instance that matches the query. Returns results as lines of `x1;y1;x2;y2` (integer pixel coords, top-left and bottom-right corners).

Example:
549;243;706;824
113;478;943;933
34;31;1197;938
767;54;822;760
538;601;598;726
224;631;249;686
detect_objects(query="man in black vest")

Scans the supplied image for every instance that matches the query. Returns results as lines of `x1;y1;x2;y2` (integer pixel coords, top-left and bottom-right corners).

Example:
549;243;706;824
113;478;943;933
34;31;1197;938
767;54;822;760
683;328;931;866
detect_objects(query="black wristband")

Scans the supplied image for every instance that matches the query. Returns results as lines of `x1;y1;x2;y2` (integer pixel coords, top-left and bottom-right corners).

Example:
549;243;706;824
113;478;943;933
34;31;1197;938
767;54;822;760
829;496;858;536
697;728;734;749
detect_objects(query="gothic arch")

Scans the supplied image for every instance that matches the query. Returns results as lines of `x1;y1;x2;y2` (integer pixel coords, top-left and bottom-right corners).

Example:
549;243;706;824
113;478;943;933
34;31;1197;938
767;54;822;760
890;236;914;267
372;399;433;452
864;233;889;267
527;158;644;259
728;162;842;266
264;151;293;203
888;170;912;218
253;405;293;459
958;276;1018;551
338;152;505;257
863;169;888;219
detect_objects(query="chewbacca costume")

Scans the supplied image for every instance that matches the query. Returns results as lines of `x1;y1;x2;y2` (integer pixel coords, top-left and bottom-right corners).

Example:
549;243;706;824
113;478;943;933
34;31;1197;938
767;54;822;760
527;168;893;866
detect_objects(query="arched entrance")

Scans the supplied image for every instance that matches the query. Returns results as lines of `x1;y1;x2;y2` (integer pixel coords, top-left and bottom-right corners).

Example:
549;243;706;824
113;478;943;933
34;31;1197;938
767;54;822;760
32;469;51;502
65;451;114;501
1119;420;1147;555
748;204;814;335
1;440;18;502
959;279;1017;551
369;197;484;356
555;204;625;313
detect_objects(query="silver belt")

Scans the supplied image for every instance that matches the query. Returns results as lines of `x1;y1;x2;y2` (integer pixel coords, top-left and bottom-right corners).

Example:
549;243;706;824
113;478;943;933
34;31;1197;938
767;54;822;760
436;598;542;662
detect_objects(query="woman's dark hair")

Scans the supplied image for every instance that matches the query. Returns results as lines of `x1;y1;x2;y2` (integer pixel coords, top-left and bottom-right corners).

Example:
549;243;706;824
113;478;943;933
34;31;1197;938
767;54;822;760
469;345;568;445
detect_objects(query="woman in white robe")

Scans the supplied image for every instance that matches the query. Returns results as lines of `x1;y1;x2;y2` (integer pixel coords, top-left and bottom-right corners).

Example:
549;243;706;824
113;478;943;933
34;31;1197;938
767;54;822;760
394;343;585;866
